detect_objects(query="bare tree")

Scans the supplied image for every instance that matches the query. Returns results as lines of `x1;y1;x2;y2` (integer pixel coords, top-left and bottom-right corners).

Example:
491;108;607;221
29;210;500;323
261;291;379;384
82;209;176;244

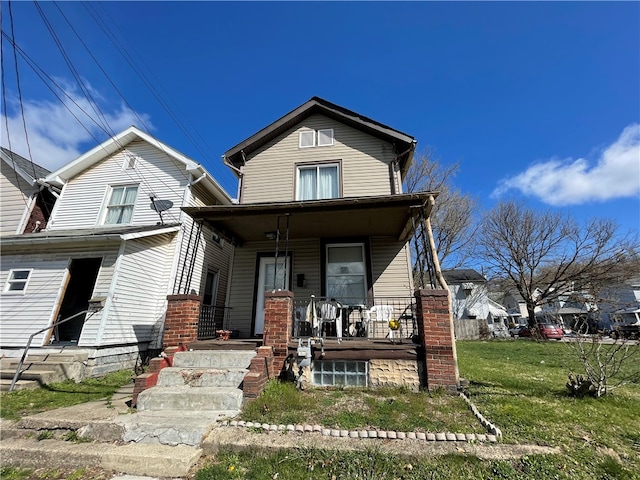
478;200;639;328
405;148;477;269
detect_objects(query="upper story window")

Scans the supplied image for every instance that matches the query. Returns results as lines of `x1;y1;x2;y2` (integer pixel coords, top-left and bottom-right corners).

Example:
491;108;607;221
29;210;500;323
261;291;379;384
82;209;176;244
104;185;138;225
296;163;339;200
4;269;32;294
299;129;334;149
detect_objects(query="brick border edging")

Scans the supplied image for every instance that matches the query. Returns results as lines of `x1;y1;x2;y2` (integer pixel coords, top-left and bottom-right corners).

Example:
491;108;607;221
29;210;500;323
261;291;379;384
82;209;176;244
215;393;502;444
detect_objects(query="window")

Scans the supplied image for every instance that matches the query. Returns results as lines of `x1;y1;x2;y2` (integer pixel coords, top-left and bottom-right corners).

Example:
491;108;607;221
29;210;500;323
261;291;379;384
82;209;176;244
317;129;334;146
299;130;315;148
297;164;339;200
326;243;367;304
299;128;334;148
211;231;225;248
104;185;138;225
313;360;368;387
4;269;32;293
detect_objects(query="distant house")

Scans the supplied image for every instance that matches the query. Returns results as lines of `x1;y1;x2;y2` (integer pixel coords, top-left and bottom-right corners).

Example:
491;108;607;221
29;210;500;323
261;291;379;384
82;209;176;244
443;269;509;337
0;127;233;376
0;147;56;236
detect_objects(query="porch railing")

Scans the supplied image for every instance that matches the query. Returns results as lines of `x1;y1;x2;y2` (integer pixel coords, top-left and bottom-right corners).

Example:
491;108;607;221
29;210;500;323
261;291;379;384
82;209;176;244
292;296;417;342
198;305;232;340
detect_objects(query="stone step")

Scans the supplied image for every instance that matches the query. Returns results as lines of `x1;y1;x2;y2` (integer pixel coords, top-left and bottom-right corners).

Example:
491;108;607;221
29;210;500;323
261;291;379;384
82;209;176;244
156;367;248;388
0;437;201;478
0;378;41;392
0;361;85;383
136;386;244;412
0;351;89;364
114;410;238;446
172;350;256;369
0;368;62;385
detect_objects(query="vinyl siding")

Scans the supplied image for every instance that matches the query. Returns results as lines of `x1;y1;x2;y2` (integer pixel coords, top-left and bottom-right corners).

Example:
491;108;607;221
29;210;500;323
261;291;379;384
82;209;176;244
240;114;396;203
0;247;118;347
370;238;414;298
226;238;412;336
48;140;189;230
0;164;32;236
98;235;174;346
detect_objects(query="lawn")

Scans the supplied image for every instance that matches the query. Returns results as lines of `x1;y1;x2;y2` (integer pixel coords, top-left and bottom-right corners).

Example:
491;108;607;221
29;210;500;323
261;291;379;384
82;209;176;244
0;369;134;420
200;340;640;479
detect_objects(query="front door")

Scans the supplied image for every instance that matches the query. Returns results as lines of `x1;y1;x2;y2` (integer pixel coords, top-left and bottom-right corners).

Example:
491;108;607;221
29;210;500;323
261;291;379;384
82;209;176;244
53;257;102;344
254;256;290;336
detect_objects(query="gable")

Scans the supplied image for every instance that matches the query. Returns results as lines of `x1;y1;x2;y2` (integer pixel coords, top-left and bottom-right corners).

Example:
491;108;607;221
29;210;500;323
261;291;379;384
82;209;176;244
239;113;400;203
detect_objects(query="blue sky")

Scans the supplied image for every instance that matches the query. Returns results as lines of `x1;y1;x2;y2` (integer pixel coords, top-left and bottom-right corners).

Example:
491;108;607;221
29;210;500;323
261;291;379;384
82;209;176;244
2;1;639;238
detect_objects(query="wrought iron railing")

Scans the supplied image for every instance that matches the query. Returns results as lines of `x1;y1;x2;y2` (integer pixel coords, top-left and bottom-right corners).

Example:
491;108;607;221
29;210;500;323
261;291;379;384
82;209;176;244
198;305;232;339
292;296;417;342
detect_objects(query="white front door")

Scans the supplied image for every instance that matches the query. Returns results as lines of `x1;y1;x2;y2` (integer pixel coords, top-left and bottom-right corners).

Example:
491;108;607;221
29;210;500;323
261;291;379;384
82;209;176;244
255;256;290;335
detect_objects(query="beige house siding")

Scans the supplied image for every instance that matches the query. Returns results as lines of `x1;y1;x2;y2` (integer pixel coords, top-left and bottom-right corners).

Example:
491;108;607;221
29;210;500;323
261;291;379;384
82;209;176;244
370;238;414;298
240;114;397;204
0;162;32;236
48;140;189;230
225;238;412;337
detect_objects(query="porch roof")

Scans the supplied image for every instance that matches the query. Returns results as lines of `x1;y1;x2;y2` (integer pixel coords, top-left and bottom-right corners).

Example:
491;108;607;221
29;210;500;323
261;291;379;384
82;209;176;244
183;193;434;246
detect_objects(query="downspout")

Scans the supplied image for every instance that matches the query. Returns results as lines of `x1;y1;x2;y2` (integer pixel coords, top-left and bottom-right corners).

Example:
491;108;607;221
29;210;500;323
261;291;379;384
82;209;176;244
222;153;244;203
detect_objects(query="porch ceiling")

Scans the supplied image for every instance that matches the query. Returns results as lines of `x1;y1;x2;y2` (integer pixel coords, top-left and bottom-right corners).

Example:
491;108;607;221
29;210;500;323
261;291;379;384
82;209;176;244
183;193;435;246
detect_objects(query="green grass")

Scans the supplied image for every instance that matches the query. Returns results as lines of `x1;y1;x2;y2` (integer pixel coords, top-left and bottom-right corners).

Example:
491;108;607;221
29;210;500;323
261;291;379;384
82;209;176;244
240;381;484;433
0;369;134;420
209;340;640;479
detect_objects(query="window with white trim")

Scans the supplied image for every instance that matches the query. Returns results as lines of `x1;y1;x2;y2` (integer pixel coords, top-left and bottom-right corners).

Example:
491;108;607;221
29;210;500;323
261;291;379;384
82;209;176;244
296;163;339;200
317;129;334;146
326;243;367;305
299;130;315;148
4;269;32;293
103;185;138;225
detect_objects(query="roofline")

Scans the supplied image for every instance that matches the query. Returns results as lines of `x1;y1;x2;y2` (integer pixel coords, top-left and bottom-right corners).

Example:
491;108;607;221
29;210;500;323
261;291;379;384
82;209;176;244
43;126;232;204
1;148;38;184
223;97;416;172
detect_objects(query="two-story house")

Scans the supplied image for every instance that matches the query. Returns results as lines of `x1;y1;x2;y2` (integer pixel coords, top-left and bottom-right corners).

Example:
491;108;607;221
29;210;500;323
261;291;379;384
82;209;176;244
0;127;233;377
184;97;434;340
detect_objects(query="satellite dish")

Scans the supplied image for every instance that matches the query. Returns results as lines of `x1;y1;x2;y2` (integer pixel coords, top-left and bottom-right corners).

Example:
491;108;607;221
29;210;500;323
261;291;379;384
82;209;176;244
150;198;173;225
150;199;173;212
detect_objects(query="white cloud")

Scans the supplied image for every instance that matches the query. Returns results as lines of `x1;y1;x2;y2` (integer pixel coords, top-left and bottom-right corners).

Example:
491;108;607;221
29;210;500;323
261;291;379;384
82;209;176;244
492;124;640;206
1;83;152;174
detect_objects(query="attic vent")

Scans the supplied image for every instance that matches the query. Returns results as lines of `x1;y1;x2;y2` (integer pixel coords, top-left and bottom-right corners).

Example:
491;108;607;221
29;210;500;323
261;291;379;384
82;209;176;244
125;155;137;170
462;282;475;292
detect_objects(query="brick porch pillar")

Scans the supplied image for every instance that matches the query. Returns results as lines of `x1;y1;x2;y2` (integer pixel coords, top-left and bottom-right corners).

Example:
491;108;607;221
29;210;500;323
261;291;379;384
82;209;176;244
262;290;293;378
162;294;202;349
415;289;460;391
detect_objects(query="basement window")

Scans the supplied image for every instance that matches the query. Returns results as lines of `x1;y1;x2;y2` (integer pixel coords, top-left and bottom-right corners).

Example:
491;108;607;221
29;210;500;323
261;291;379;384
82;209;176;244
312;360;368;387
4;269;32;294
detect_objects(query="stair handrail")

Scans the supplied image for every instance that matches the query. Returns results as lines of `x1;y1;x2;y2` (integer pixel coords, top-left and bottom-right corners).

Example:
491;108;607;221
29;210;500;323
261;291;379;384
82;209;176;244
8;298;105;392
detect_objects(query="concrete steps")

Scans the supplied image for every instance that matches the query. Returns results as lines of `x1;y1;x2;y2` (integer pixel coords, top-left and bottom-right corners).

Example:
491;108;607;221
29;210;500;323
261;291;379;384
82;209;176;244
0;351;89;390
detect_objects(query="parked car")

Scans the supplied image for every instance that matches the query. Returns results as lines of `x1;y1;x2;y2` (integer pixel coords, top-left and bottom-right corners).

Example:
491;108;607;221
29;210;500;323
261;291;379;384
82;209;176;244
509;325;527;337
538;323;563;340
517;323;564;340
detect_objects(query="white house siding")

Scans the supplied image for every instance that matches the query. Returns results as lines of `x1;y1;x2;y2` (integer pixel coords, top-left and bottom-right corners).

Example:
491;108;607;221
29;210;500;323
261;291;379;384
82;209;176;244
240;114;396;204
0;246;119;348
48;140;190;230
98;235;174;346
0;164;32;236
369;238;414;298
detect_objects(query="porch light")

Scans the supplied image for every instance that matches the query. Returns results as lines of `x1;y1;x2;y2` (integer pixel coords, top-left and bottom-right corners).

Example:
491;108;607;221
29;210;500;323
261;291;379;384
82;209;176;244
265;231;278;240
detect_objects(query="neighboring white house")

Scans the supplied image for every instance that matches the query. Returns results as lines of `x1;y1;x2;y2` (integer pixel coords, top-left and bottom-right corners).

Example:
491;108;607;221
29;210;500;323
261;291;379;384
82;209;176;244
0;147;56;236
443;269;509;337
0;127;234;375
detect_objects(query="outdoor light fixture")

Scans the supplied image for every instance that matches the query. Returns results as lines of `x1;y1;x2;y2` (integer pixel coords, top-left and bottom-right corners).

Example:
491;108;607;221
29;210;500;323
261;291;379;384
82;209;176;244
265;231;278;240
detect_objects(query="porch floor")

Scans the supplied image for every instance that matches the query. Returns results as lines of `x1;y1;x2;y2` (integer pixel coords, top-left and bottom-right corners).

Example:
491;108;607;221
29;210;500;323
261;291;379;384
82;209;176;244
288;339;420;360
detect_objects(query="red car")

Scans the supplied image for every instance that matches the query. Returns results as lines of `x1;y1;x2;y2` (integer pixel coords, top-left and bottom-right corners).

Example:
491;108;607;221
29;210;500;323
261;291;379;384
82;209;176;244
518;323;564;340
